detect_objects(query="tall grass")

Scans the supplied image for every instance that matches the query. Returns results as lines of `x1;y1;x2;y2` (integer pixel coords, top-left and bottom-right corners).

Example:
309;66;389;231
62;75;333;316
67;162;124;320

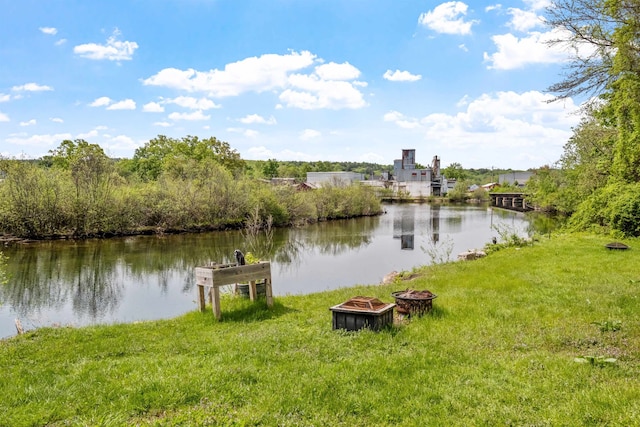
1;234;639;425
0;161;381;238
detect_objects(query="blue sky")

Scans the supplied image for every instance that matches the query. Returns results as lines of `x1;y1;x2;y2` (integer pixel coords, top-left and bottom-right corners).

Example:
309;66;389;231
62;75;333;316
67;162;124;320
0;0;583;170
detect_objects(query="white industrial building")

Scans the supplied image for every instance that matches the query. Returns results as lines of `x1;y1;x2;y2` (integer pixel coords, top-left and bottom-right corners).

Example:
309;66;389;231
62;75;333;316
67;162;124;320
391;149;447;197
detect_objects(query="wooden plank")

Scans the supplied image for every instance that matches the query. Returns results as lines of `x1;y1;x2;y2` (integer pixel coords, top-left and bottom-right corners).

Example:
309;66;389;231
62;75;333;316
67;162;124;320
196;262;271;287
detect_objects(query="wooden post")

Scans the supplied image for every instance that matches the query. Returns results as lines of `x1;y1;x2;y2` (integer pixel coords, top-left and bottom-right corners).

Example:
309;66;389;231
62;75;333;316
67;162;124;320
249;280;257;301
198;284;206;311
265;277;273;307
211;286;221;320
15;318;24;335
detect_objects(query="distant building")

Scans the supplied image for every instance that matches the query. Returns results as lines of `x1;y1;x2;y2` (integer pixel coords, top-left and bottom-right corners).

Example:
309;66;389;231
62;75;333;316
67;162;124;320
306;171;364;187
391;149;446;197
499;171;533;187
481;182;499;191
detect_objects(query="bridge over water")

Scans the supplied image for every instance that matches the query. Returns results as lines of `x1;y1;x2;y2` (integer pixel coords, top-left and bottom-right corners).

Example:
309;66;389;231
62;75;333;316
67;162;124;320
489;192;532;212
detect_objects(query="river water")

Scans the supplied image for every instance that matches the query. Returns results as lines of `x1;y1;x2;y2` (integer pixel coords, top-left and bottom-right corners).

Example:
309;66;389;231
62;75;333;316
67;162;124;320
0;203;543;338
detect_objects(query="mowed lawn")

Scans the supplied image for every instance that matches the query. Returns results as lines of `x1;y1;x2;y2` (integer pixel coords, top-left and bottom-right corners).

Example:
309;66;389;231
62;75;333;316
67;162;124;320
1;233;639;426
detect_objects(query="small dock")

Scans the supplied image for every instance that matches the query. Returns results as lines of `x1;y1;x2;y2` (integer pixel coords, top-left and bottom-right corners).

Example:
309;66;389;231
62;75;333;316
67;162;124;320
489;192;532;212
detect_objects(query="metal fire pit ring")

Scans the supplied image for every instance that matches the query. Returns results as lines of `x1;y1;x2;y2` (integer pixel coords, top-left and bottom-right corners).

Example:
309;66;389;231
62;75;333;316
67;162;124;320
391;289;437;317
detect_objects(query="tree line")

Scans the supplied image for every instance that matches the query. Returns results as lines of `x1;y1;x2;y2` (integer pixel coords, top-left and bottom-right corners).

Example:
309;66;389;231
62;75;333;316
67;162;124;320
0;136;381;239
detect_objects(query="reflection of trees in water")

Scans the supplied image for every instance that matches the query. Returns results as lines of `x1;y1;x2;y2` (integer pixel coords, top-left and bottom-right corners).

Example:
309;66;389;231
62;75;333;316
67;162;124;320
69;245;121;318
2;214;381;319
2;248;68;316
525;212;566;237
2;242;123;320
300;216;378;256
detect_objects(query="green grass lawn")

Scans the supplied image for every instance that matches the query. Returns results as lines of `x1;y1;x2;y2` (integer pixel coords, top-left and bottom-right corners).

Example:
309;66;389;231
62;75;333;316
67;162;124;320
1;233;639;426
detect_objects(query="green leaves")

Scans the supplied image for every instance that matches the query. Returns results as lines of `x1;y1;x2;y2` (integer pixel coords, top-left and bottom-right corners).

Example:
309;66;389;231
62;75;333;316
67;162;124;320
131;135;245;181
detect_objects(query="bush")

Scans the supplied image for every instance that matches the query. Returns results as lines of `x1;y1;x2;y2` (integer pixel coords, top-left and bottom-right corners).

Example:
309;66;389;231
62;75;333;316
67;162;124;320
569;182;640;237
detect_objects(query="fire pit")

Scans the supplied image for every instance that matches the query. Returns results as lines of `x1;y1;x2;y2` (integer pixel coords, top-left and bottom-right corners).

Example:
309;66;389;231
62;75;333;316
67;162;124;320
330;296;395;331
391;289;437;317
605;242;629;250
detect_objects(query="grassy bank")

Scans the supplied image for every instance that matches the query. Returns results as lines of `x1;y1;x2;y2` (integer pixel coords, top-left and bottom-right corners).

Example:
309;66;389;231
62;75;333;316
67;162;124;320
1;234;639;426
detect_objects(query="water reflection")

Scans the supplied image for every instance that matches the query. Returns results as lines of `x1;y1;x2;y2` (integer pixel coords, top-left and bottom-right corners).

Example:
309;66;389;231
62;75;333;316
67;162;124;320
0;204;550;338
393;206;414;250
392;204;447;249
431;205;440;243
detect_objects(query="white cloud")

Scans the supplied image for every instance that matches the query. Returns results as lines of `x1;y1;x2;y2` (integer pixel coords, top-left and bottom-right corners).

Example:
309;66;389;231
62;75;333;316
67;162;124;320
106;99;136;110
246;146;274;159
239;114;277;125
50;117;64;123
508;8;544;32
12;83;53;92
168;110;210;121
359;152;385;163
383;70;422;82
74;29;138;61
315;62;360;80
103;135;137;151
418;2;478;35
143;50;317;96
90;97;135;110
89;96;113;107
459;44;469;52
143;102;164;112
238;114;278;125
485;4;502;12
55;39;67;46
165;96;220;110
20;119;37;127
524;0;551;11
226;127;258;137
143;50;367;111
0;112;9;122
77;129;100;139
281;73;367;110
245;146;314;161
5;132;73;147
39;27;57;35
384;110;421;129
0;93;10;102
153;121;172;127
300;129;321;140
387;91;579;141
484;29;573;70
414;91;580;166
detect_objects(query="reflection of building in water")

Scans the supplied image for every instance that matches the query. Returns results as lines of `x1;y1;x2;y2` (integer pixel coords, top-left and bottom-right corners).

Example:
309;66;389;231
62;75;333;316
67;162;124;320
393;207;415;250
393;205;443;249
431;205;440;243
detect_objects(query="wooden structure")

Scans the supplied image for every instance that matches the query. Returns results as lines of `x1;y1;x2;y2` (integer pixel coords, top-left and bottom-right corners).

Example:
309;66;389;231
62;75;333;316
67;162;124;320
195;262;273;319
489;192;532;212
